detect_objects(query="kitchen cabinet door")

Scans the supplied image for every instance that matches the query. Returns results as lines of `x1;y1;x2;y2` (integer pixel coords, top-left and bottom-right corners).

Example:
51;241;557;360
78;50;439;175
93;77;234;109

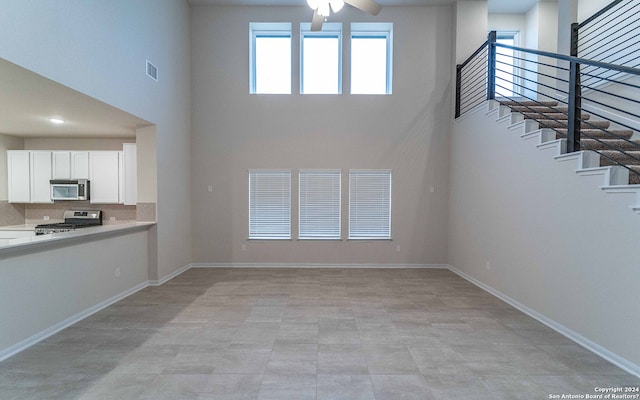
52;151;90;179
70;152;89;179
7;151;31;203
52;152;71;179
122;144;137;205
89;151;120;204
30;151;53;203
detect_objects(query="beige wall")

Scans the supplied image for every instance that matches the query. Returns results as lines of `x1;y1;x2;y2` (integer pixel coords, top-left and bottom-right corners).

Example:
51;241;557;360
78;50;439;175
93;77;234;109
0;0;192;280
23;137;133;151
454;0;488;64
488;13;527;44
0;229;149;356
136;126;158;204
190;5;453;265
578;0;611;21
449;104;640;375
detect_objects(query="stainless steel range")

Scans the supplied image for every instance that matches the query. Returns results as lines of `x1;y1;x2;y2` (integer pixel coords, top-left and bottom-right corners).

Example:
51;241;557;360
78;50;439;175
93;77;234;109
35;210;103;235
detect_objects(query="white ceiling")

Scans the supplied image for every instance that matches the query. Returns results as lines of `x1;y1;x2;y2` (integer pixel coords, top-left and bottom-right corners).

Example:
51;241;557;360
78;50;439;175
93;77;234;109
188;0;542;13
0;58;150;138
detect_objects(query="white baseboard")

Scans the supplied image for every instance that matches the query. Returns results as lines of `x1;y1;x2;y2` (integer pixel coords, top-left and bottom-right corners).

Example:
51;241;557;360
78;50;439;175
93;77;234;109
446;264;640;379
0;281;149;363
149;263;192;286
191;263;448;269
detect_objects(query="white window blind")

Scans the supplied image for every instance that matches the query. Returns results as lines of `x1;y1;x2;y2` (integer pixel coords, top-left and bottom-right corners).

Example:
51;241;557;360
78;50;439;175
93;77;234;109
349;170;392;239
249;170;291;239
299;170;341;240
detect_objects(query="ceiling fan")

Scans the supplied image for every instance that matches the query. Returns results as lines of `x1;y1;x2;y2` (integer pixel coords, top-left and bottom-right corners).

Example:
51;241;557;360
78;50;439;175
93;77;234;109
308;0;382;31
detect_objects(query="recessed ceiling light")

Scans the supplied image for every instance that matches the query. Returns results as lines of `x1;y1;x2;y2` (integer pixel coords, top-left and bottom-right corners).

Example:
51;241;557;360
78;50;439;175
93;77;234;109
49;118;65;124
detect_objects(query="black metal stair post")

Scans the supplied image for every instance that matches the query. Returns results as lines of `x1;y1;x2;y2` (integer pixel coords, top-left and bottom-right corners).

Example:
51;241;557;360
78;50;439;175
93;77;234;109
455;64;462;118
567;22;582;152
487;31;497;101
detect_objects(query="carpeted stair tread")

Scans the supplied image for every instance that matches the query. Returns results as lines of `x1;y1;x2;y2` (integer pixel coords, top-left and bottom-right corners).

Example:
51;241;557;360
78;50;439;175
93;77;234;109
502;101;640;184
499;100;559;107
555;129;635;140
598;151;640;166
509;105;569;114
580;139;640;151
537;120;610;129
522;112;590;121
627;166;640;184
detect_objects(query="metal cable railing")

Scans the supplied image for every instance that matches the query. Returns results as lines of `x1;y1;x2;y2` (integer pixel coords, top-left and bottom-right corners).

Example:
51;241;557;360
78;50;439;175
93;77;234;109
455;23;640;184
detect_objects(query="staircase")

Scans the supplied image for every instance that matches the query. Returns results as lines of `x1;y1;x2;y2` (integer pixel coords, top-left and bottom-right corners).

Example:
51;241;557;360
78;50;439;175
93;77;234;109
499;101;640;185
488;100;640;215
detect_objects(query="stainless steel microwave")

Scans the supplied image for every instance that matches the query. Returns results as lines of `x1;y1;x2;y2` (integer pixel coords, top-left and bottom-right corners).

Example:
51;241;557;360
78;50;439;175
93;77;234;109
50;179;90;201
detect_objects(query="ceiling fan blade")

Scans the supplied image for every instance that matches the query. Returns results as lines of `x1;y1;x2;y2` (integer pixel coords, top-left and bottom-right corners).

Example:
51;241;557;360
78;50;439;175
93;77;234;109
344;0;382;15
311;9;324;31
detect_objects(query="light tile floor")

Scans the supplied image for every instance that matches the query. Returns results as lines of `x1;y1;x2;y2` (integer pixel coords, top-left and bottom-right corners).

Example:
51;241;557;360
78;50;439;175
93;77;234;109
0;268;638;399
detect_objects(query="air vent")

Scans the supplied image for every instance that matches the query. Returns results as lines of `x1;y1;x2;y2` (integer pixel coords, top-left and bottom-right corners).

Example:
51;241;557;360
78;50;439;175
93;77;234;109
146;60;158;81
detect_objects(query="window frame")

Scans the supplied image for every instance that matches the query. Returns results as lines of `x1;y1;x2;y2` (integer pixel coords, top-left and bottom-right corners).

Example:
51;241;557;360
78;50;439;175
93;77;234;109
494;30;521;98
248;169;292;240
300;22;343;95
350;22;393;95
348;169;392;240
249;22;292;94
298;169;342;240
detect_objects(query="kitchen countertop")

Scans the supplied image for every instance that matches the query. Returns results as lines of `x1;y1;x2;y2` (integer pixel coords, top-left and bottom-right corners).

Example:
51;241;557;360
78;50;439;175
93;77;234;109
0;224;41;231
0;222;156;256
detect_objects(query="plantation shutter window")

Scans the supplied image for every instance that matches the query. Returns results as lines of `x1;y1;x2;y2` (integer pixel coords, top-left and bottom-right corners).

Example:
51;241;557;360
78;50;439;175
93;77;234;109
248;170;291;239
348;170;392;240
299;170;341;239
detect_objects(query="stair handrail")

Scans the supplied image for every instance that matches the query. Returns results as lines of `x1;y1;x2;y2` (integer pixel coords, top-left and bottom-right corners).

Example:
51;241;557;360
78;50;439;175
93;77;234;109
455;39;490;118
455;27;640;182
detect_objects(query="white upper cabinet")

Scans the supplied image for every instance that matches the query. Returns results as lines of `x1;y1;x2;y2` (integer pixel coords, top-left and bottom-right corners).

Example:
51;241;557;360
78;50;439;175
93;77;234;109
89;151;120;204
71;152;90;179
52;151;71;179
7;151;31;203
30;151;53;204
7;147;134;204
7;150;52;204
52;151;90;180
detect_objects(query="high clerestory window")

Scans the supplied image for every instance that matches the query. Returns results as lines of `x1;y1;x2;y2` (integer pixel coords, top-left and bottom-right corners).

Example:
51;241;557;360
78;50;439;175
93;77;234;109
249;22;292;94
350;22;393;94
249;21;393;95
300;22;342;94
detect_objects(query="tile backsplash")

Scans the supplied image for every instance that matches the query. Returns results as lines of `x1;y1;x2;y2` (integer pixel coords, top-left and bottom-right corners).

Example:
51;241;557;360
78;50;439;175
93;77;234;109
0;201;156;226
136;203;156;222
25;202;136;225
0;201;26;226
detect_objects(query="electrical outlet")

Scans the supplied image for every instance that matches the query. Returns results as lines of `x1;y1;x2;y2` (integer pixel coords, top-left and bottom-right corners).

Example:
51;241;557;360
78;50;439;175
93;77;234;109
430;186;435;193
242;244;247;251
109;216;116;221
208;185;213;193
486;261;491;271
115;267;121;278
396;245;401;253
43;216;50;220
